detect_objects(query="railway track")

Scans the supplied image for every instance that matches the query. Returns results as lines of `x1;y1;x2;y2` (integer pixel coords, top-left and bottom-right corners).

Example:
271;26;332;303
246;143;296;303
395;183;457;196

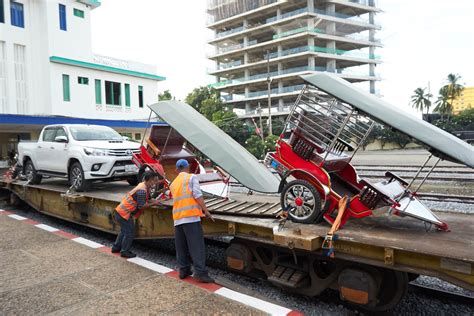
359;174;474;182
417;193;474;204
408;283;474;305
354;165;473;174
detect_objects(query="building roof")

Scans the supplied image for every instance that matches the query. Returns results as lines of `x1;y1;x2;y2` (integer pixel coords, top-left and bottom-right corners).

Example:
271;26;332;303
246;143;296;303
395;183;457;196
76;0;101;10
50;56;166;81
0;114;164;129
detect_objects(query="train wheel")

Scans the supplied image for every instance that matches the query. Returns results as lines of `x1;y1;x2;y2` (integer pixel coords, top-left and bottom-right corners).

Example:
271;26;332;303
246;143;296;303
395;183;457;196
372;269;408;312
281;179;322;224
348;269;408;313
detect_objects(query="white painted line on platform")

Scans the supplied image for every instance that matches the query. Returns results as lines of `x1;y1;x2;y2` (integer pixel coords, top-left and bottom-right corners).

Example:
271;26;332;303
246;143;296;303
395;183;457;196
72;237;104;249
8;214;27;220
215;287;292;316
0;209;5;212
127;257;173;274
35;224;59;232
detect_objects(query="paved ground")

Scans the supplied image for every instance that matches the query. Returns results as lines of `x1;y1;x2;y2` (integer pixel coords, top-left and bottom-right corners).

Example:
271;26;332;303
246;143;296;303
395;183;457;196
0;214;268;315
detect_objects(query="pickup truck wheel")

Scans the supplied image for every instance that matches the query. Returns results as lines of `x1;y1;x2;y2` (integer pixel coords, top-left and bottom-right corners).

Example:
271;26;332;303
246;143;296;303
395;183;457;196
24;160;42;185
69;162;90;192
126;176;139;186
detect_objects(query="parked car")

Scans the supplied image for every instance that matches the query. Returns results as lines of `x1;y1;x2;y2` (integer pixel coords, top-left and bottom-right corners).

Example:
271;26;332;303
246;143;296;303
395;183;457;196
18;124;140;191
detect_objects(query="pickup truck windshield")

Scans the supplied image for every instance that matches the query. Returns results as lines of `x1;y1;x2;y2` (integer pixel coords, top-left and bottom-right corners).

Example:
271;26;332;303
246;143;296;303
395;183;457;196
70;126;123;141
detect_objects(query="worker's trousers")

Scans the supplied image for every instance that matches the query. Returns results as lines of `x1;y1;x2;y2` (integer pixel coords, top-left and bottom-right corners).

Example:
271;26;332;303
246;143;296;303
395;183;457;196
113;212;134;253
174;221;208;277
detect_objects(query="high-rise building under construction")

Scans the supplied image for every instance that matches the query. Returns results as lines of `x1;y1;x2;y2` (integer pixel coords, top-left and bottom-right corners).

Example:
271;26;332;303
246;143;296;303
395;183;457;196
207;0;381;119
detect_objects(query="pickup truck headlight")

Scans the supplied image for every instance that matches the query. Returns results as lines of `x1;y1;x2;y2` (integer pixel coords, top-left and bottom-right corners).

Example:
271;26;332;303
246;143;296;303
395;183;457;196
84;148;108;156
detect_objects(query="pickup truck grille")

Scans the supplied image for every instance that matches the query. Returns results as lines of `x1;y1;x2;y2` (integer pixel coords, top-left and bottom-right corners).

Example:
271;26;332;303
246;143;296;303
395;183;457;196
107;149;140;157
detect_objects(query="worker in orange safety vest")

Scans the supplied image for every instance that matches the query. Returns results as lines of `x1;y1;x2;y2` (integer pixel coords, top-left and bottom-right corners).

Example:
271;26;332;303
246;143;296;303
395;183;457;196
170;159;214;283
112;171;161;258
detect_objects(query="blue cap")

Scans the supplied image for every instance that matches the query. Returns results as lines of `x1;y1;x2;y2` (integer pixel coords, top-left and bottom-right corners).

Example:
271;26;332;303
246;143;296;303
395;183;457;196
176;159;189;169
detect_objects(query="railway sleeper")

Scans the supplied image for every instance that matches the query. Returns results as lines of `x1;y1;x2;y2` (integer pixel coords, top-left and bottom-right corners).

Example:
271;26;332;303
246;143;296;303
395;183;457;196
226;238;408;312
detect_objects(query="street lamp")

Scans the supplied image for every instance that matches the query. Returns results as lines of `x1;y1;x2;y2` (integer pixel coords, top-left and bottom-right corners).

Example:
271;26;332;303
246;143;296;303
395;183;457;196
266;49;273;136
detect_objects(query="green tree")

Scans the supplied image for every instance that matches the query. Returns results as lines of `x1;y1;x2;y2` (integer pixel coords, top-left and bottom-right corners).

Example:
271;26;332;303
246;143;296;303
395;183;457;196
410;87;432;114
185;86;220;112
434;108;474;133
199;97;225;120
445;73;464;120
434;86;450;120
158;89;173;101
213;110;248;145
245;135;278;159
184;85;248;145
435;74;464;121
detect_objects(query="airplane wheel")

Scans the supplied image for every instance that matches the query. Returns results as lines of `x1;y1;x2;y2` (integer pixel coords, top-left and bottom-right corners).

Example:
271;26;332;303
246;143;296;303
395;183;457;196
281;179;322;224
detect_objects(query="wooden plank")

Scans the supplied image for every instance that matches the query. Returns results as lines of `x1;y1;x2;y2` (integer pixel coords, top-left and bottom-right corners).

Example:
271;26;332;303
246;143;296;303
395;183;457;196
204;197;219;204
206;199;229;208
233;202;260;213
272;207;283;215
209;200;237;211
246;203;268;214
258;202;280;215
221;201;248;212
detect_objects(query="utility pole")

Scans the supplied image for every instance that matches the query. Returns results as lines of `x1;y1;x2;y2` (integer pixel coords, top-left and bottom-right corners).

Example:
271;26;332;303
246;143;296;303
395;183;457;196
266;49;273;136
257;102;263;138
257;102;264;140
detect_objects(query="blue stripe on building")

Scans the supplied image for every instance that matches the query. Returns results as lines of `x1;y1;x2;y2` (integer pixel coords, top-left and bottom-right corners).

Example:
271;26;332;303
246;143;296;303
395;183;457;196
0;114;166;128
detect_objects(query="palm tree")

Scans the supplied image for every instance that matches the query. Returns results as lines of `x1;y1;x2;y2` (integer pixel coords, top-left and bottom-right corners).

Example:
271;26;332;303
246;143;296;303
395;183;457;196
434;86;450;120
410;87;433;114
445;73;464;120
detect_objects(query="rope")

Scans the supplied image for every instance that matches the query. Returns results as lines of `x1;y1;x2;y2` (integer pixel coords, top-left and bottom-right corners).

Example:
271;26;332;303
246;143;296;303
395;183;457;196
322;196;348;258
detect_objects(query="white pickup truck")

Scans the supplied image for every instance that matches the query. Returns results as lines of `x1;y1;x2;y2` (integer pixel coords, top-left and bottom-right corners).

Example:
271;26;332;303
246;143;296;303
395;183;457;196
18;124;141;191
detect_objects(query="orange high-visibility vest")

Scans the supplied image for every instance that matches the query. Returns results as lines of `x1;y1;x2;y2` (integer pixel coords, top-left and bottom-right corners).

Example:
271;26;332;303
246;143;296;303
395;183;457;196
116;182;149;220
170;172;203;221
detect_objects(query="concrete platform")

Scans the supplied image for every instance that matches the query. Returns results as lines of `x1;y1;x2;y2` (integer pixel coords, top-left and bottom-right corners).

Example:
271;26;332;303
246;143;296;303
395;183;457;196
0;212;297;315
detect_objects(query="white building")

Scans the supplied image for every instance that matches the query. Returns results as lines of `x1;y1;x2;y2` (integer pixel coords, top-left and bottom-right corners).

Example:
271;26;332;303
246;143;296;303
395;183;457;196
0;0;165;160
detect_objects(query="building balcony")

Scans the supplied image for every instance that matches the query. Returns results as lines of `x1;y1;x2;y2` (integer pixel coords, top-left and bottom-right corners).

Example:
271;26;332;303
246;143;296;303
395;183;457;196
210;60;379;91
209;6;380;45
208;44;380;76
237;105;293;118
219;84;304;104
209;23;380;60
272;26;380;44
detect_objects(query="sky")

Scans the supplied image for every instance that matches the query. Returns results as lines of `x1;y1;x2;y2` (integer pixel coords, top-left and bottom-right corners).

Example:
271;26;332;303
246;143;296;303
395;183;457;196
90;0;474;118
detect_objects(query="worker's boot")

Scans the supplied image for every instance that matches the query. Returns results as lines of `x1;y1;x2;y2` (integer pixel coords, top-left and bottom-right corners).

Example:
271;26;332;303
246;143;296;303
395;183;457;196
111;246;121;253
194;274;214;283
179;268;192;279
120;251;136;258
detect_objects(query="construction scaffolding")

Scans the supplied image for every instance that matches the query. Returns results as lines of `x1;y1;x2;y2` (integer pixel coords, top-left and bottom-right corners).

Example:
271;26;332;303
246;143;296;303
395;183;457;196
207;0;279;23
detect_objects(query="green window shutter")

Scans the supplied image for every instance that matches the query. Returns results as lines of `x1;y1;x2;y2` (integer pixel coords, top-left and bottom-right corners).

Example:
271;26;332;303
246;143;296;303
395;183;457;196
73;8;84;18
125;83;130;107
138;85;143;108
62;74;70;101
95;79;101;104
